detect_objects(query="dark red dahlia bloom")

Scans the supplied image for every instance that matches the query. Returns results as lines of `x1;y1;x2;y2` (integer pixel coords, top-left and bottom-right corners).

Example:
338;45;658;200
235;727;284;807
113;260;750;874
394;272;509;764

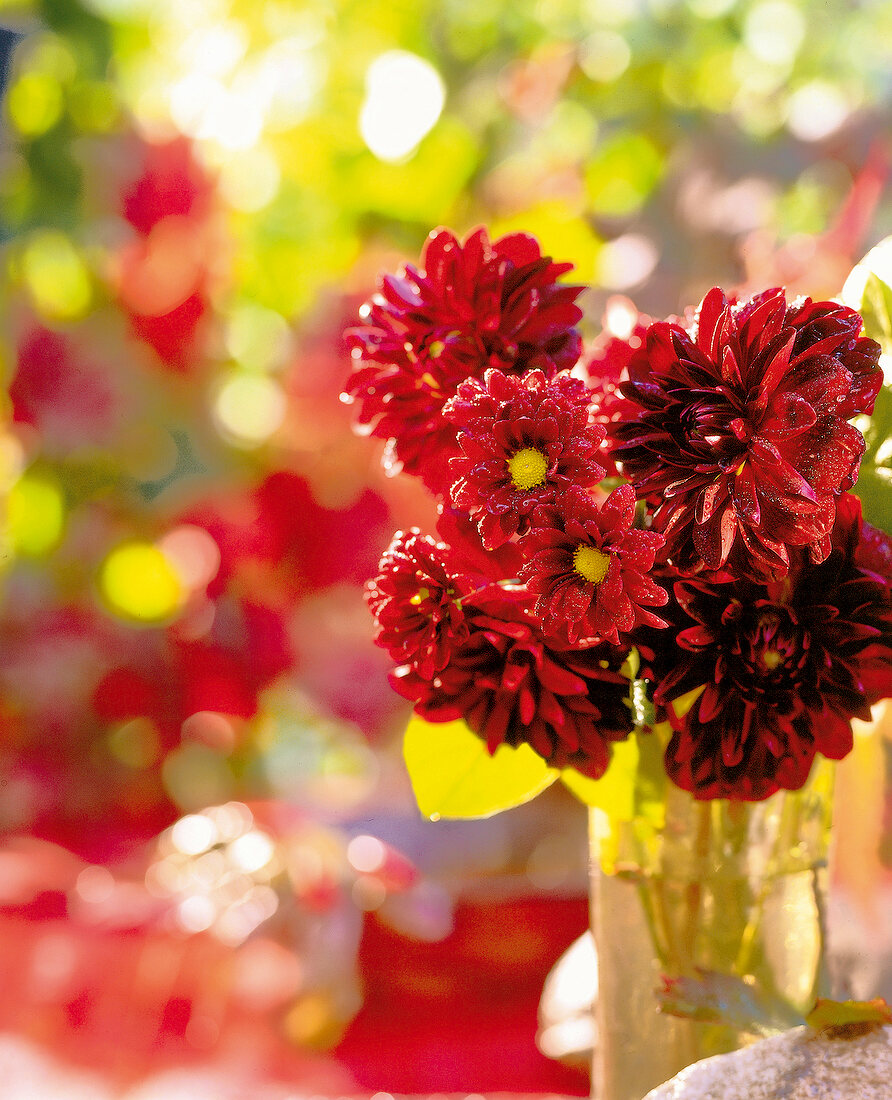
444;368;606;548
344;227;585;493
390;586;634;777
520;485;667;645
651;494;892;800
367;530;485;680
613;287;883;580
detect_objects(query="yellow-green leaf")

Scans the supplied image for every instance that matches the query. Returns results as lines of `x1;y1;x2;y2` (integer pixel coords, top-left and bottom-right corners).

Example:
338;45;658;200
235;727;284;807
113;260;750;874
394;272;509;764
841;235;892;354
560;736;639;820
806;997;892;1039
403;714;558;820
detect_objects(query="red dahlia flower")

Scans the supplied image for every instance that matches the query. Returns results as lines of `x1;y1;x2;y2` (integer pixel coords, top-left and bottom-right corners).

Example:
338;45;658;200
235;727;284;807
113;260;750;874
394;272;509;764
444;368;606;548
652;495;892;800
390;586;634;777
520;485;668;645
366;530;484;680
612;287;883;580
344;227;584;493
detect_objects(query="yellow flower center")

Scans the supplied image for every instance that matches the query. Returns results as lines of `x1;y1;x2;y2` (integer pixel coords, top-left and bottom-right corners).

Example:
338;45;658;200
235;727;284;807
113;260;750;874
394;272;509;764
507;447;548;491
761;647;782;671
573;544;611;585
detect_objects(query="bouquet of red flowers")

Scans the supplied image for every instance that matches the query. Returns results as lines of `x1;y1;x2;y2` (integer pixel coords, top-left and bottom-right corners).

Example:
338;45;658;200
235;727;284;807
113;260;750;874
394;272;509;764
345;226;892;810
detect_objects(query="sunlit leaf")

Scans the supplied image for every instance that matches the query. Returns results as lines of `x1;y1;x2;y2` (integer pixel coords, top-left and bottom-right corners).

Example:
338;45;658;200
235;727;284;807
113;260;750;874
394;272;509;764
846;259;892;532
561;736;639;819
806;997;892;1039
403;713;558;820
858;271;892;356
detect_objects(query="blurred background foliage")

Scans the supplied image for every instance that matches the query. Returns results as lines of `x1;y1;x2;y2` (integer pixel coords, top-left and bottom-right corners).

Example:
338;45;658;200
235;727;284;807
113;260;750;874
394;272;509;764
0;0;890;1094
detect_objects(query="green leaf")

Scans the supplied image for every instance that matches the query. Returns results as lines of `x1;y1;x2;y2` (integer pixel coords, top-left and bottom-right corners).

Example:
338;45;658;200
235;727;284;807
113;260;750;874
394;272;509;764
403;714;558;820
561;736;639;819
659;970;804;1037
859;271;892;356
806;997;892;1039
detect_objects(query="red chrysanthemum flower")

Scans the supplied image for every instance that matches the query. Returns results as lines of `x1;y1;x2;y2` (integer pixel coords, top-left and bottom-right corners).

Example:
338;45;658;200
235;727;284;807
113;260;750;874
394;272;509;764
435;506;525;582
443;368;606;548
651;495;892;800
520;485;668;645
366;530;485;680
343;227;585;492
612;287;883;580
390;586;634;777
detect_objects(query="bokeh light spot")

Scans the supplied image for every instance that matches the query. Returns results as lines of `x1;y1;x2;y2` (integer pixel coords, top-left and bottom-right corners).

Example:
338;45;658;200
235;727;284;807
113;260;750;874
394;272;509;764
172;812;218;855
585;132;663;217
181;710;237;752
158;524;221;591
163;742;234;810
108;717;161;768
214;372;286;447
218;144;281;212
100;541;182;622
7;72;62;136
225;301;291;370
597;233;659;290
786;81;850;142
178;893;217;932
68;80;119;132
22;231;92;321
744;0;805;66
229;829;276;873
686;0;737;15
580;32;631;83
208;801;254;842
76;865;115;904
351;875;387;911
177;21;248;79
360;51;445;162
346;834;386;874
7;473;65;556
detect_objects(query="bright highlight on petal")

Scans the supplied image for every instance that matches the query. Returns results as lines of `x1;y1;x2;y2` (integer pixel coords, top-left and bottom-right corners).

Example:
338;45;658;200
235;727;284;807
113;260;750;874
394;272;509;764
100;541;182;622
359;51;445;162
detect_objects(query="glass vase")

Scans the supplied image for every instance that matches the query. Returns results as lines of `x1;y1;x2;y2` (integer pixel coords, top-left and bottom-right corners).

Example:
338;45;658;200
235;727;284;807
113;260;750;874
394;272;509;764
588;757;834;1100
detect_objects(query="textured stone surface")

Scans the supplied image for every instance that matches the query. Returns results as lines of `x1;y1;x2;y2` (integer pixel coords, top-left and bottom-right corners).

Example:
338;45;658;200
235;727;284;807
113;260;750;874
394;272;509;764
643;1025;892;1099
